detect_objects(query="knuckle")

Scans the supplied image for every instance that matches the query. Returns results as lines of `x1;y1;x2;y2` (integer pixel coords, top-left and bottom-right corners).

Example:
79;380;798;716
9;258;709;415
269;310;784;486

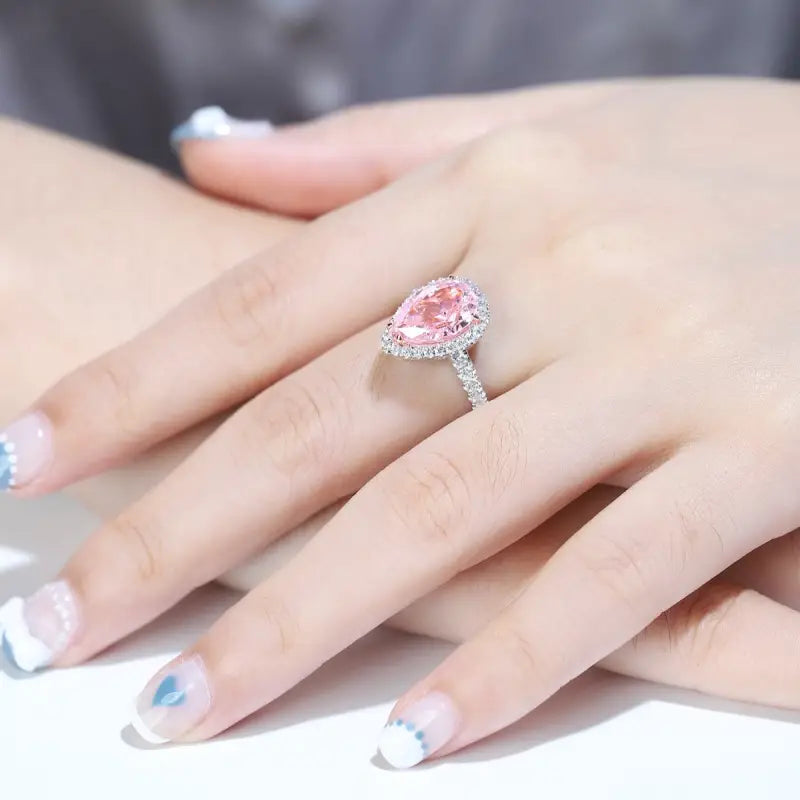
551;219;649;268
661;582;749;665
251;592;301;658
448;124;584;186
381;452;472;557
484;620;563;695
480;412;528;499
498;625;544;684
248;372;350;483
77;356;141;441
669;494;727;564
570;531;651;618
747;399;800;465
211;260;281;351
105;513;163;586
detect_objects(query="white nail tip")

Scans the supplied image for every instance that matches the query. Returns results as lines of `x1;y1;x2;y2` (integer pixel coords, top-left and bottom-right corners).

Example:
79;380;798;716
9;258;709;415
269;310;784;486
129;702;170;745
0;597;53;672
171;106;273;143
378;723;428;769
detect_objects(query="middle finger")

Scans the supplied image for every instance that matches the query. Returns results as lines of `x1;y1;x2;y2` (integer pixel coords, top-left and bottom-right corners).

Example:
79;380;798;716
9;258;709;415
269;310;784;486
128;355;670;742
8;301;527;671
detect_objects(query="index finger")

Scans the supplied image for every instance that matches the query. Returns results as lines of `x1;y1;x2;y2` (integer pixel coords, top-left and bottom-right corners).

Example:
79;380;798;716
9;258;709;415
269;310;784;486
3;165;470;495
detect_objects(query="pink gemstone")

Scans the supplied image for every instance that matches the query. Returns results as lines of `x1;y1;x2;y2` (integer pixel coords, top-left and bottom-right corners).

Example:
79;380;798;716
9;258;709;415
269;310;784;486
391;278;481;346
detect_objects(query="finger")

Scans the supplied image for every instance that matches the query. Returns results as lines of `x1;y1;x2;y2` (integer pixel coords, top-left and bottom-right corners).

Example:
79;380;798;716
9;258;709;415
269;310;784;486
4;190;561;672
176;82;622;215
7;253;537;670
388;491;800;726
125;358;669;743
382;581;800;768
724;528;800;611
224;489;800;721
388;486;620;641
30;320;474;667
387;440;797;765
603;583;800;704
219;487;800;733
7;160;472;495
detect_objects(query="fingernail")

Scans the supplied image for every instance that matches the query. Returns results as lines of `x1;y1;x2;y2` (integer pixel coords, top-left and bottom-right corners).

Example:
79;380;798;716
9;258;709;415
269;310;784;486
0;411;53;490
131;655;212;744
170;106;273;147
0;581;79;672
377;691;459;769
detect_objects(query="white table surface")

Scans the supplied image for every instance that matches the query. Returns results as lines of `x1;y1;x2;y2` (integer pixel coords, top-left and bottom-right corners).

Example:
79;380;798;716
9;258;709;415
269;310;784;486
1;492;799;799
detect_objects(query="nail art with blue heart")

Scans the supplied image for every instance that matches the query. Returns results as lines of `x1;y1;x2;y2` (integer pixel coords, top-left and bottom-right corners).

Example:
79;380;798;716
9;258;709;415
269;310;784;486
152;674;187;707
131;655;211;744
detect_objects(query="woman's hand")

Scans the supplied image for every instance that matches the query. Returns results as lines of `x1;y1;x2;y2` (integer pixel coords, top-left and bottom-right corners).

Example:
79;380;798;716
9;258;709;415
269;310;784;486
4;78;800;764
236;488;800;723
6;114;798;723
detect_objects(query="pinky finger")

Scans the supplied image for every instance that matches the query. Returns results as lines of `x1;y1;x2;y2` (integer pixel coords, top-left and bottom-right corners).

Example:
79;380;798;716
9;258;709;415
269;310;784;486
378;583;800;768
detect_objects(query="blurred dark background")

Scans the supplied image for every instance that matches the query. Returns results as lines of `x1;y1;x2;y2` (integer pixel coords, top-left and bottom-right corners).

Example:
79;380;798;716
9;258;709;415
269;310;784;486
2;0;799;170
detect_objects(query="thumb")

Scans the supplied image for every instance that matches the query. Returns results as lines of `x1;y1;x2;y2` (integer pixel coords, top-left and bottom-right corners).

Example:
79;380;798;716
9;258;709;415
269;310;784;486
173;82;617;216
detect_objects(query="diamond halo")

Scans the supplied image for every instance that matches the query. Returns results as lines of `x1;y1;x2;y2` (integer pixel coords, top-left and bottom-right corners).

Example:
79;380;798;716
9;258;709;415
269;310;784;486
380;276;491;409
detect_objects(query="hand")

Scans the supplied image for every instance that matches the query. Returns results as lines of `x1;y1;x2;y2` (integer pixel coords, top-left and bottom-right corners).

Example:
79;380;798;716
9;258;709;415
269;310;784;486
0;116;297;514
4;78;800;766
237;488;800;720
6;114;797;724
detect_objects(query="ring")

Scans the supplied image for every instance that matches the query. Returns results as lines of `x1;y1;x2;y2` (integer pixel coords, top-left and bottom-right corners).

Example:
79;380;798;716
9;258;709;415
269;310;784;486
381;276;491;410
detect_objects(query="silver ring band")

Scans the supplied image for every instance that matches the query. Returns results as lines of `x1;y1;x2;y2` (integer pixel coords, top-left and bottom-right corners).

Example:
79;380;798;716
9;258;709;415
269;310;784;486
449;350;488;409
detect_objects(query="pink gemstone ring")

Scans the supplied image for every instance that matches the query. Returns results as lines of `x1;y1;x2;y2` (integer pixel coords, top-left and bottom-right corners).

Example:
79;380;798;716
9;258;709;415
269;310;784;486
381;276;490;409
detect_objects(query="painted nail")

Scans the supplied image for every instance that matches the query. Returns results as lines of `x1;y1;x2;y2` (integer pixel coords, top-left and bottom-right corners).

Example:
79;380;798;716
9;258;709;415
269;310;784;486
0;411;53;490
377;691;459;769
131;655;212;744
0;581;79;672
170;106;273;147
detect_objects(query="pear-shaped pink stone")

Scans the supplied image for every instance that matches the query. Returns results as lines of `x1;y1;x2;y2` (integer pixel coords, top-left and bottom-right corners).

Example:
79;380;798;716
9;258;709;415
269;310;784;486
391;278;481;346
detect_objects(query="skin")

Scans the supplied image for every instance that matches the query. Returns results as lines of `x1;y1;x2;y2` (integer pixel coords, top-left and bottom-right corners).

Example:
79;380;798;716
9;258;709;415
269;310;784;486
4;84;797;760
0;117;298;515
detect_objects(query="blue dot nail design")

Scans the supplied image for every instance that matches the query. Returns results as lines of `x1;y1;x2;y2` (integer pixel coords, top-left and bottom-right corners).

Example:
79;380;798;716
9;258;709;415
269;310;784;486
0;435;17;491
378;692;457;768
379;717;431;767
152;675;186;707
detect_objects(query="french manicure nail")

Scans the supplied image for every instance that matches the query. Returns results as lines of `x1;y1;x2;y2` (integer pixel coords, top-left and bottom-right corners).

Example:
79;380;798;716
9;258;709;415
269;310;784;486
0;581;79;672
131;655;212;744
377;691;459;769
170;106;273;147
0;411;53;490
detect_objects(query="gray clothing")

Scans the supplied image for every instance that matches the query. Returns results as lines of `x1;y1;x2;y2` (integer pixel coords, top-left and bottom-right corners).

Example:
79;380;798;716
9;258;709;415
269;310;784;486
1;0;799;170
